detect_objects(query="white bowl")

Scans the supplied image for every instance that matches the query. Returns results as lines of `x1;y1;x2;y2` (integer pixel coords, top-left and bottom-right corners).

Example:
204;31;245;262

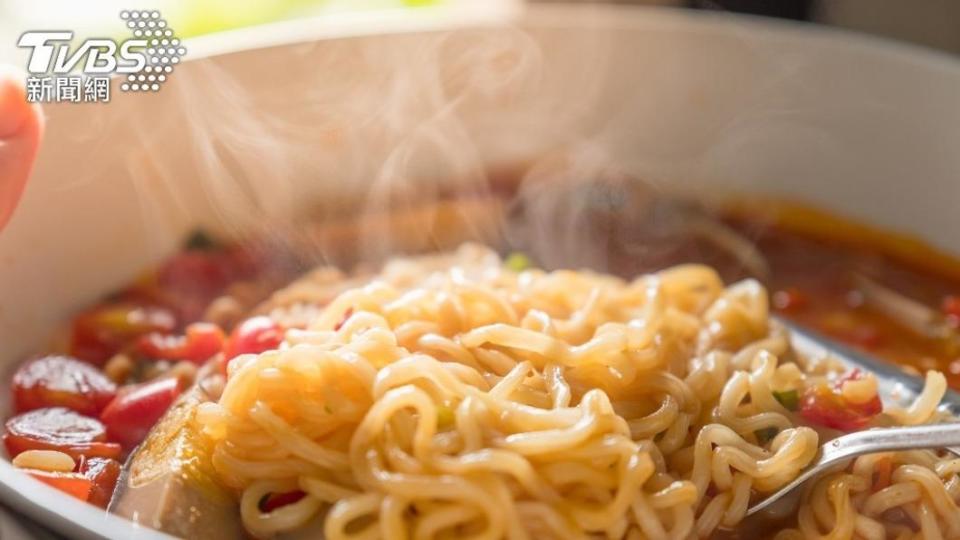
2;4;960;538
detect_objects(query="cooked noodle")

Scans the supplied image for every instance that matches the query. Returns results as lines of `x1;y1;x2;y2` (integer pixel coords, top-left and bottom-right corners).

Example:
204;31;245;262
197;244;958;539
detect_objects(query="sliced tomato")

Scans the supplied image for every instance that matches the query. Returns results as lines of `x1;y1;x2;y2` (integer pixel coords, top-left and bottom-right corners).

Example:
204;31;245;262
4;408;121;460
137;322;225;364
259;490;306;513
28;470;92;501
13;355;117;416
221;317;283;374
70;304;177;365
100;377;181;450
79;457;122;508
800;370;882;431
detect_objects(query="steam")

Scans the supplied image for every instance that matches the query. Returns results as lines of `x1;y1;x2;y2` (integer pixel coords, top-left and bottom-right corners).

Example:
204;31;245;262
118;9;752;277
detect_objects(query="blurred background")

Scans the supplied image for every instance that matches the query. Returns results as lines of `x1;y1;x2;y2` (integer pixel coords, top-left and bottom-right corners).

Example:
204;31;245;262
1;0;959;66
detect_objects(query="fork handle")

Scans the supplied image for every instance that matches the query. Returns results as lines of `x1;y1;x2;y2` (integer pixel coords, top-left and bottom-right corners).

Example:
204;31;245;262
826;422;960;462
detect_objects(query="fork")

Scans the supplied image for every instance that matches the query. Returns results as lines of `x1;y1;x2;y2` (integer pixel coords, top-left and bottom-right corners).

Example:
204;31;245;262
746;423;960;516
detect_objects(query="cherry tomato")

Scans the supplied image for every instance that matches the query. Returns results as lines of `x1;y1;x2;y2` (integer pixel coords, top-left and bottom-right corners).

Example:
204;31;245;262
800;370;882;431
156;251;241;321
100;377;181;450
28;470;92;501
259;490;306;513
13;356;117;416
157;252;231;299
4;408;121;460
223;245;264;282
137;322;225;364
78;457;122;508
70;304;177;365
221;317;283;374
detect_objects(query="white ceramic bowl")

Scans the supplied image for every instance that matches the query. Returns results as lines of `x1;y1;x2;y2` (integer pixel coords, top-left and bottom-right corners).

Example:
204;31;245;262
2;4;960;539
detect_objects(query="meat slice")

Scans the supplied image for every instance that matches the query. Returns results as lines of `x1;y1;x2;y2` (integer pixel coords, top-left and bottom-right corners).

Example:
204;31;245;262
109;386;242;539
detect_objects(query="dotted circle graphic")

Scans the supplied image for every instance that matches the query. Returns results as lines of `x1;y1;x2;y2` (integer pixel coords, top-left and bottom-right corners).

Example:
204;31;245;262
119;10;185;93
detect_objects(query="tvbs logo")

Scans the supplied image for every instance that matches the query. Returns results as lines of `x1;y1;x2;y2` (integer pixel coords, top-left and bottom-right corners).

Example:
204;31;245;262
19;32;149;75
17;11;185;103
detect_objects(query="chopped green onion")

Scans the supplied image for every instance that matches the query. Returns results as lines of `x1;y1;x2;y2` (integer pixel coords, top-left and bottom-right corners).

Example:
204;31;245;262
504;252;532;272
185;229;218;251
754;427;779;444
773;389;800;411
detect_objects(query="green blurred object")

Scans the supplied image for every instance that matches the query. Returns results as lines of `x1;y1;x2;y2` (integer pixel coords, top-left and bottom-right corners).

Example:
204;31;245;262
504;252;532;272
168;0;444;38
773;389;800;411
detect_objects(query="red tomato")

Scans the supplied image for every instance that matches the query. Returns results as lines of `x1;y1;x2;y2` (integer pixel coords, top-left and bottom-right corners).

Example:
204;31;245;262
3;408;121;460
28;470;92;501
100;377;181;450
259;490;306;513
223;245;264;282
157;252;231;298
221;317;283;374
137;322;225;364
79;457;122;508
13;356;117;416
800;370;882;431
156;252;234;321
70;304;177;365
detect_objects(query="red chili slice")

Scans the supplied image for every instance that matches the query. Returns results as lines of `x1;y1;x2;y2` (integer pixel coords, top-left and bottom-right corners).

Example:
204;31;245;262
4;407;121;460
137;322;225;364
100;377;181;450
13;355;117;416
79;457;122;508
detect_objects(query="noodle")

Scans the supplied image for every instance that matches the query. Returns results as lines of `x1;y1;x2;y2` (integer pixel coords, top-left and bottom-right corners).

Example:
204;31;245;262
198;244;959;539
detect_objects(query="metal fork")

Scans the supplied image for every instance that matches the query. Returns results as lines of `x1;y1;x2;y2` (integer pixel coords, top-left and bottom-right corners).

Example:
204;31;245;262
743;319;960;517
746;423;960;516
